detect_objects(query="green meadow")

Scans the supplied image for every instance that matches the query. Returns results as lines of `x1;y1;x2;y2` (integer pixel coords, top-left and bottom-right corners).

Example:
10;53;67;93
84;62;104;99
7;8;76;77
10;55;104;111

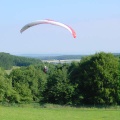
0;105;120;120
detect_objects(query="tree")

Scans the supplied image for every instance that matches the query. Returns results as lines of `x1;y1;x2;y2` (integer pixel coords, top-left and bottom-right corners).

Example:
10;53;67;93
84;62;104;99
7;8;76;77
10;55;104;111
0;67;19;103
9;65;48;103
79;52;120;105
118;56;120;104
9;67;32;102
68;62;84;105
43;64;75;105
0;52;13;69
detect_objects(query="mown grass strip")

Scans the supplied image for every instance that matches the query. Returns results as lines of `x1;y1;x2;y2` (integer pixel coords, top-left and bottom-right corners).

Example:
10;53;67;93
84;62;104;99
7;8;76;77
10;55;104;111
0;105;120;120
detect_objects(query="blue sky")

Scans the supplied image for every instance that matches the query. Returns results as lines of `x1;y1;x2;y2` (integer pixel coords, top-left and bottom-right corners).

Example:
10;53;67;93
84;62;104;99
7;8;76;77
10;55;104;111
0;0;120;55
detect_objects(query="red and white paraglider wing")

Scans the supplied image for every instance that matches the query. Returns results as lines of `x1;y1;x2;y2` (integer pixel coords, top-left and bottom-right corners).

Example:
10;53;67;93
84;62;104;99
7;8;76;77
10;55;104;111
20;19;76;38
45;19;76;38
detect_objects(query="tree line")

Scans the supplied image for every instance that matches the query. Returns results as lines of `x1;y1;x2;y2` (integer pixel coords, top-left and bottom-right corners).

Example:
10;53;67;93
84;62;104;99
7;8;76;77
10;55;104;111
0;52;120;106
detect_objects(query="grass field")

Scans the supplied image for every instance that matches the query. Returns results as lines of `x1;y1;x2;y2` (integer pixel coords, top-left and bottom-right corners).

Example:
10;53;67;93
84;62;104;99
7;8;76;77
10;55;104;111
0;105;120;120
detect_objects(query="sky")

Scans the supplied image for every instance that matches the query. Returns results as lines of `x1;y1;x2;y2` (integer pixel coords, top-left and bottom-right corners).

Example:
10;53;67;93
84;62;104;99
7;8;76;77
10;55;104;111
0;0;120;55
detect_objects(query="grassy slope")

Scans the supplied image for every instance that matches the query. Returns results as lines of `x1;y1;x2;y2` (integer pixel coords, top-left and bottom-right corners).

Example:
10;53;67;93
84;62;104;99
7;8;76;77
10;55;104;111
5;66;20;75
0;105;120;120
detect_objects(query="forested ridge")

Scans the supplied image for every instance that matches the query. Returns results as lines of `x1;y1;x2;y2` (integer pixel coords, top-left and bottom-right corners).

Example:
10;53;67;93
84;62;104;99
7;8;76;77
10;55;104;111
0;52;42;69
0;52;120;106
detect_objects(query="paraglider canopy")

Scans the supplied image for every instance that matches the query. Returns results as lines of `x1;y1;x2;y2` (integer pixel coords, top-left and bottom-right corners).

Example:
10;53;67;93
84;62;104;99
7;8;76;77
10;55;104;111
20;19;76;38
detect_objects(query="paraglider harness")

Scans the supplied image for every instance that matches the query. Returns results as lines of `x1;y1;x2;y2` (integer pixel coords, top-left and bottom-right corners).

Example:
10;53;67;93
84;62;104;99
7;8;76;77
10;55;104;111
43;66;48;73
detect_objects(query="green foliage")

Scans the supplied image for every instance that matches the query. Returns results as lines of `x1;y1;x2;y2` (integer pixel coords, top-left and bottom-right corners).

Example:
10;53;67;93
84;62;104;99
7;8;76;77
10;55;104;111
79;52;120;105
68;62;84;105
0;52;14;69
43;64;75;105
0;52;42;70
9;65;47;103
0;52;120;105
0;67;19;103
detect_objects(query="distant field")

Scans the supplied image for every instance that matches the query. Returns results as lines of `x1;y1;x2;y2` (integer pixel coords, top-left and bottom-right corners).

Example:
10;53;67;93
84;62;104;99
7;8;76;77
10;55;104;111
42;59;81;64
0;105;120;120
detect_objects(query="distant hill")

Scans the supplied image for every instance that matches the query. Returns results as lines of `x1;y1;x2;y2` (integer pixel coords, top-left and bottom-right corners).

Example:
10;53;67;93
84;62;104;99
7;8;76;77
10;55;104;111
17;53;120;60
0;52;42;69
18;54;87;60
37;53;119;61
37;55;86;60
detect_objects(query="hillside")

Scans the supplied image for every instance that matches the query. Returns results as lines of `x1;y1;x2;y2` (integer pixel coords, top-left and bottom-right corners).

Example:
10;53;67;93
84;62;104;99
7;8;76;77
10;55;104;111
0;52;42;69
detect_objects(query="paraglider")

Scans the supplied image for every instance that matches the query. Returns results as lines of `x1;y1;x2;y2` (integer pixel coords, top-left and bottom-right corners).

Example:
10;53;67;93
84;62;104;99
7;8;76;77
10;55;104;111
43;65;48;73
20;19;76;38
20;19;76;73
